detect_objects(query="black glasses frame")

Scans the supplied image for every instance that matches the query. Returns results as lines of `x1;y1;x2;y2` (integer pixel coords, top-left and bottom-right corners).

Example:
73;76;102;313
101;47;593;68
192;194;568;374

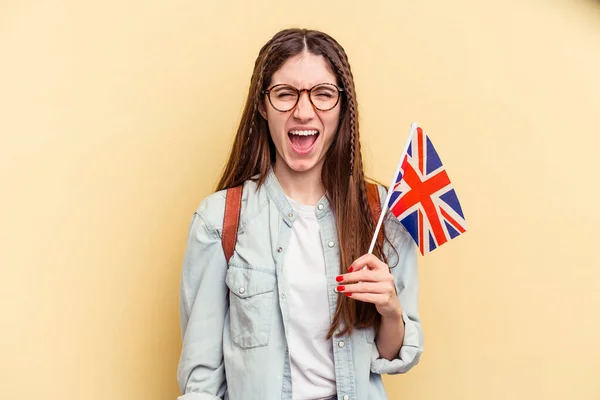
262;83;344;112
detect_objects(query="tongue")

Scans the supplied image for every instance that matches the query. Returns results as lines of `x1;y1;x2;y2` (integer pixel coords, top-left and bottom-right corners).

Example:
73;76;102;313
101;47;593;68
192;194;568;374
290;134;318;150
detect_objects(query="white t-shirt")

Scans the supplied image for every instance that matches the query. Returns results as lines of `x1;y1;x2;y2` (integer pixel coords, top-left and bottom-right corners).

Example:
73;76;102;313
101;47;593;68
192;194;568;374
282;196;336;400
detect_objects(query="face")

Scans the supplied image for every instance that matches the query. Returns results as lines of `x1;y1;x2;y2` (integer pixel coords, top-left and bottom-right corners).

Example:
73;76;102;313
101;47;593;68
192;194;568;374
259;52;341;176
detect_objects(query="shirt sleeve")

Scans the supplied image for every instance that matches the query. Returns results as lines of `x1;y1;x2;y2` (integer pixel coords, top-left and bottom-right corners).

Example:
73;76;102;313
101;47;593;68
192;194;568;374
177;210;228;399
370;186;424;375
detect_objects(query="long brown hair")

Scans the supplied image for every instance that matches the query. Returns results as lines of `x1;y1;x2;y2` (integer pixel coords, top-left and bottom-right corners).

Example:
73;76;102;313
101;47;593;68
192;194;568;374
217;28;389;337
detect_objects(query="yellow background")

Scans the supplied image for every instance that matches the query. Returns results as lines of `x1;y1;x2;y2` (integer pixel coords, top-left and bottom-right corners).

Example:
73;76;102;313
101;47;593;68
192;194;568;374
2;1;599;399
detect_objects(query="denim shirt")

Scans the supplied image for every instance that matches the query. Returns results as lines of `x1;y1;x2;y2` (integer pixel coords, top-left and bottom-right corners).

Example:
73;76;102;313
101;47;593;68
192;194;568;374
177;169;424;400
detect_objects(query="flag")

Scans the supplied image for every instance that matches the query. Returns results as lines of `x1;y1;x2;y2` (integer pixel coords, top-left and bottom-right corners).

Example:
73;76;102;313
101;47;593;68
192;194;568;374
388;125;467;255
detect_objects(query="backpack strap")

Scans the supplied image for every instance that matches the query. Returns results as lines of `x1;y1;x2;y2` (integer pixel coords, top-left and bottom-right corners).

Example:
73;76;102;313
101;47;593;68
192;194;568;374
366;182;385;251
222;185;243;264
222;182;384;263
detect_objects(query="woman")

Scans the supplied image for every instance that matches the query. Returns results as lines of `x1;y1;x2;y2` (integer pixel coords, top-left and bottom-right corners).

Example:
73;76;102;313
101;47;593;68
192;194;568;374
177;28;423;400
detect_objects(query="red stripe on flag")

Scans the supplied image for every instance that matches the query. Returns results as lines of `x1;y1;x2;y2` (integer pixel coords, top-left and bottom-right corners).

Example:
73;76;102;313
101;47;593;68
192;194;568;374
422;197;447;248
440;207;466;234
417;127;424;175
393;163;450;213
391;161;450;247
418;209;424;255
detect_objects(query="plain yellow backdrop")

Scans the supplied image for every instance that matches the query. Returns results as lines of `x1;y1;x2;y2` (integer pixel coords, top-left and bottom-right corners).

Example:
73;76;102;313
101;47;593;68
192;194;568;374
1;1;600;399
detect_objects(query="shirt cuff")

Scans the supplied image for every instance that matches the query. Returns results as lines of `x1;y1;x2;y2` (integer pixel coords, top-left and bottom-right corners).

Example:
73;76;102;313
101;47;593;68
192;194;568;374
178;393;222;400
370;311;423;375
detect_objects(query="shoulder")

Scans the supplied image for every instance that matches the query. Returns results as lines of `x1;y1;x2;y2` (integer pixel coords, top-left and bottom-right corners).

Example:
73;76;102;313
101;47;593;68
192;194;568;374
194;189;227;233
193;179;267;233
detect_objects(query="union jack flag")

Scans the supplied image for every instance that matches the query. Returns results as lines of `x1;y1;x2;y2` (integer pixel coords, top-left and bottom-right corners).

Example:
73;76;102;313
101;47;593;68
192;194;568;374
388;125;467;255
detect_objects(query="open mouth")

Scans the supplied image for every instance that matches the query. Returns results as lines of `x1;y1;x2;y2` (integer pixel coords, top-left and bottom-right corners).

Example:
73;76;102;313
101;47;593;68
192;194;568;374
288;129;320;155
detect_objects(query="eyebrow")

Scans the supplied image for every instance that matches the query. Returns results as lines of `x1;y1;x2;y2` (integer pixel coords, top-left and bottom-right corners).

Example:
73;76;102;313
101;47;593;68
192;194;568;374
270;82;337;89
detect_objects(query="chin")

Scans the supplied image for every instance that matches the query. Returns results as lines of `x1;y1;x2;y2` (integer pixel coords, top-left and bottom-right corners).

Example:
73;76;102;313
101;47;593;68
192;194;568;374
284;158;319;174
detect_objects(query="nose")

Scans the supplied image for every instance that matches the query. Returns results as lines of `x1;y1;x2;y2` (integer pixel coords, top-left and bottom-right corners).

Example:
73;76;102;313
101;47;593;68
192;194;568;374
293;90;315;121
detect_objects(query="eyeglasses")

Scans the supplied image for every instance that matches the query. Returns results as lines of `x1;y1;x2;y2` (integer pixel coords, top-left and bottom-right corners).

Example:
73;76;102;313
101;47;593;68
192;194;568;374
262;83;344;112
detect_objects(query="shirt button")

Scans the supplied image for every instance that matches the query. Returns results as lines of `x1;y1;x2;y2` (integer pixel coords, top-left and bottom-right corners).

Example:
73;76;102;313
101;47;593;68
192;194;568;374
277;247;283;253
288;212;294;218
343;395;349;400
338;341;345;348
280;293;285;299
328;241;335;248
317;204;324;210
239;287;245;294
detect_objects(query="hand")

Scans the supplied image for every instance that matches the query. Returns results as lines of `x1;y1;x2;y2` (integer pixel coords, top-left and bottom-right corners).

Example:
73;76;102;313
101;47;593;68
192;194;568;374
335;254;403;319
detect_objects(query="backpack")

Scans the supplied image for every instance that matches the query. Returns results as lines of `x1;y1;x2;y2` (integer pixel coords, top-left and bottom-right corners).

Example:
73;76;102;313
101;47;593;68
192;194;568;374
222;183;384;263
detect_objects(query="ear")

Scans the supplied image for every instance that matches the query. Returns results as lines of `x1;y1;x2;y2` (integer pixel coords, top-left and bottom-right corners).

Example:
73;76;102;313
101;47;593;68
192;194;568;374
258;99;268;120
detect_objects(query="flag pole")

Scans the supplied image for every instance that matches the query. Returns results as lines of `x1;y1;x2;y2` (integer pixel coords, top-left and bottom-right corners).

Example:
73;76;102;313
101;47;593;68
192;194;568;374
367;122;418;255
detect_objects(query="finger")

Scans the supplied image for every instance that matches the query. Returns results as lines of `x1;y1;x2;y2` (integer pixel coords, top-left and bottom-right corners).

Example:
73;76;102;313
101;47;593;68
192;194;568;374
336;282;391;294
336;269;393;284
344;292;389;306
350;253;388;272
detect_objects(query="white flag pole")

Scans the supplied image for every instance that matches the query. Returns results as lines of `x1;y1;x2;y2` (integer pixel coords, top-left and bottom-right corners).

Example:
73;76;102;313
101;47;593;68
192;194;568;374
367;122;418;255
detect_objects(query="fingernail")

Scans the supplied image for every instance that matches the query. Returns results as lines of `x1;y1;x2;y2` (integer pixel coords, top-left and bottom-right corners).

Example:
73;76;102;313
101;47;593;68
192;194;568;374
345;293;352;297
336;285;345;292
348;266;354;272
336;275;343;282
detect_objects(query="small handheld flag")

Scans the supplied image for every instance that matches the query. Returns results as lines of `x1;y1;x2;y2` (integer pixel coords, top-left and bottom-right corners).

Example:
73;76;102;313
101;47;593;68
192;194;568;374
368;123;467;256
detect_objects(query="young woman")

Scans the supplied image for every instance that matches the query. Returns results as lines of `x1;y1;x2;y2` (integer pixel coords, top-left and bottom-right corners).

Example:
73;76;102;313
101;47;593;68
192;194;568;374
177;28;423;400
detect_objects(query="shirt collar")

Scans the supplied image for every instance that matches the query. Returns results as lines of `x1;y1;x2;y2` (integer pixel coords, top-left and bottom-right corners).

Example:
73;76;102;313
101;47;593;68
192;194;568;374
263;167;332;224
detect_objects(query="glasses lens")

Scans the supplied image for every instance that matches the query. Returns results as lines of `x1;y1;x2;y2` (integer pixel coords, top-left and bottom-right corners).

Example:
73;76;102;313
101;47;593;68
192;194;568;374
269;85;298;111
310;84;340;111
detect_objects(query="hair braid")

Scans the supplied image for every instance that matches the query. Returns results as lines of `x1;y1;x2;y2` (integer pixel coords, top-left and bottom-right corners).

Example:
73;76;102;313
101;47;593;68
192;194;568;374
326;40;359;176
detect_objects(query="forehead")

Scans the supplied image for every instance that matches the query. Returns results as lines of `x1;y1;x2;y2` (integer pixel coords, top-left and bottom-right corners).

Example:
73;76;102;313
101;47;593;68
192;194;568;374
270;52;337;88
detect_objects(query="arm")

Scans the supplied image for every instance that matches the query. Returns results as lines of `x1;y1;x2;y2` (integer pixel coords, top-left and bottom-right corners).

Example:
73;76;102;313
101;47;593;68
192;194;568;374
338;228;423;374
177;211;228;399
375;303;405;361
372;221;423;374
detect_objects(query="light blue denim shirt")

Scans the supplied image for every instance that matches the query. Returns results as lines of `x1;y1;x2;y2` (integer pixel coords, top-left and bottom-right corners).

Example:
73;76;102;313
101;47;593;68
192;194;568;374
177;169;423;400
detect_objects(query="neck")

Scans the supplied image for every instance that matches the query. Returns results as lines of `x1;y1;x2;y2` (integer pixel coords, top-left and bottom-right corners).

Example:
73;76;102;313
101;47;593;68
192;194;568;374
273;160;325;206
